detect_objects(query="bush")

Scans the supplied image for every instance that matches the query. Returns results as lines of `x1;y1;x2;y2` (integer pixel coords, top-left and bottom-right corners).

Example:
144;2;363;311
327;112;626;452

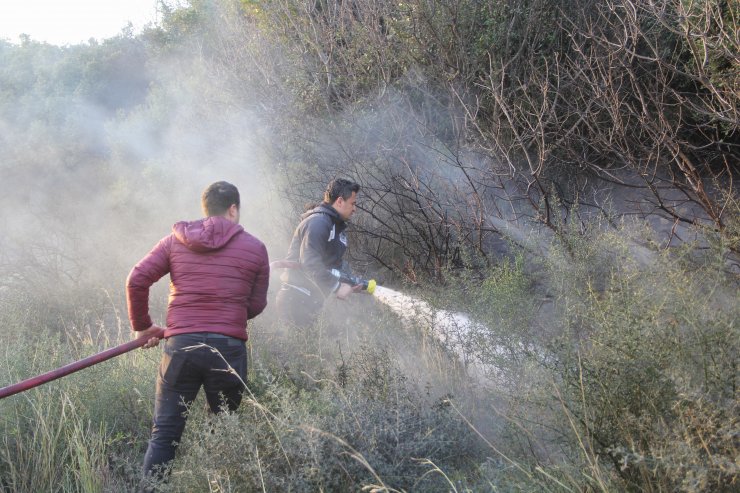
526;220;737;491
168;341;486;492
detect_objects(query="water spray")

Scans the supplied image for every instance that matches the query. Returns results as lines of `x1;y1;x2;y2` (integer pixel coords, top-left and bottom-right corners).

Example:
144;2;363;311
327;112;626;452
273;259;495;384
371;285;495;385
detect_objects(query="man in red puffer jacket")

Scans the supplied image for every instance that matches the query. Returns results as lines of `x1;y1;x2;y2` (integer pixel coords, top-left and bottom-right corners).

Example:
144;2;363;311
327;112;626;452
126;181;269;487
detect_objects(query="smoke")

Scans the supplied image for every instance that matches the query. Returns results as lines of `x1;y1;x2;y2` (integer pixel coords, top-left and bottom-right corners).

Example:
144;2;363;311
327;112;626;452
0;5;521;399
0;18;294;331
0;1;645;394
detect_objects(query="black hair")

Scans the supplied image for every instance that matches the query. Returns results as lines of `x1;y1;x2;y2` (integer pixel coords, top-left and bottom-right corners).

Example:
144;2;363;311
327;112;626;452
323;178;360;204
201;181;240;216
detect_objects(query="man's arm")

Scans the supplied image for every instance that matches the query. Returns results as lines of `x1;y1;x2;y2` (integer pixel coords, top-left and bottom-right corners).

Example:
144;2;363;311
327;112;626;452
126;236;172;332
247;243;270;319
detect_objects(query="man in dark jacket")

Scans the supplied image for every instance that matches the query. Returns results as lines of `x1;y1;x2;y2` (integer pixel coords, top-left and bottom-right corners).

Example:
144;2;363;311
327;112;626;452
127;181;269;485
275;178;360;326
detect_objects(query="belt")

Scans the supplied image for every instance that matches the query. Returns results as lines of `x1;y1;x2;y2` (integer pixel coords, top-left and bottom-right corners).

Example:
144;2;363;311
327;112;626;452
203;332;232;339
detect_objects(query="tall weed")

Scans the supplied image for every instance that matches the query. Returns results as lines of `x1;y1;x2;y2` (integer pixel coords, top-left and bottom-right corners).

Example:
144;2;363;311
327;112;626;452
0;311;158;492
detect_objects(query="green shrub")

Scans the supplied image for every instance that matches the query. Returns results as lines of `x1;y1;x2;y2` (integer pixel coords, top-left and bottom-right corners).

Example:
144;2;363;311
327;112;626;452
539;221;738;491
168;340;486;492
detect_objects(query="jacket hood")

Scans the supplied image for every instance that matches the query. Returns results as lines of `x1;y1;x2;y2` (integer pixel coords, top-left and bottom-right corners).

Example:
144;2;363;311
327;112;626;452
301;203;341;222
172;216;243;253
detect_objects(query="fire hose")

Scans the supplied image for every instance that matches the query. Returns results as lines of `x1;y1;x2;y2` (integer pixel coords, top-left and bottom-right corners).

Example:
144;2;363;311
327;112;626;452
0;329;164;400
1;262;373;400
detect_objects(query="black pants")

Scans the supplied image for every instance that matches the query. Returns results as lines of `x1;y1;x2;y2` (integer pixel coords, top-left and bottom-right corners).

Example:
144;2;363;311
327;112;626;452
275;283;324;328
142;332;247;482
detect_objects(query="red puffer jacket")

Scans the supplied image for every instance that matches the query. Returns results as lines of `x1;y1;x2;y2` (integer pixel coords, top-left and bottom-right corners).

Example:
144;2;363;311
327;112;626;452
126;216;270;340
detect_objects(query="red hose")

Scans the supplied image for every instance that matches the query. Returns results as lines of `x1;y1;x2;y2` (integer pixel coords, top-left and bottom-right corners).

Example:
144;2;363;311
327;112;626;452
0;330;164;400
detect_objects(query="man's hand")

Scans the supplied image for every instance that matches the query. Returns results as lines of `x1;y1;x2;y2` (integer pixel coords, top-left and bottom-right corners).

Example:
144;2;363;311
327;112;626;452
336;282;366;299
335;282;356;300
135;325;164;349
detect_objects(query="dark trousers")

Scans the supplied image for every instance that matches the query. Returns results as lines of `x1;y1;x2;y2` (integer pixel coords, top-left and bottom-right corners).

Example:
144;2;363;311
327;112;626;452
275;283;324;328
142;332;247;482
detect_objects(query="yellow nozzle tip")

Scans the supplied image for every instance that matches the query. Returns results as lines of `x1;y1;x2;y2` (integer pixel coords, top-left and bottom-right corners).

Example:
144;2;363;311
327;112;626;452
367;279;376;294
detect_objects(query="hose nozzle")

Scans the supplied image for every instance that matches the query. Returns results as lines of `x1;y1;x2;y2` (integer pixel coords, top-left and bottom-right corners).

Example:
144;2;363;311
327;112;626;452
331;269;377;294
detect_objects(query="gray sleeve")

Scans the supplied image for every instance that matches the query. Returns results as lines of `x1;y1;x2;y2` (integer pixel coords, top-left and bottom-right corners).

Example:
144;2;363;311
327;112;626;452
299;216;340;296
